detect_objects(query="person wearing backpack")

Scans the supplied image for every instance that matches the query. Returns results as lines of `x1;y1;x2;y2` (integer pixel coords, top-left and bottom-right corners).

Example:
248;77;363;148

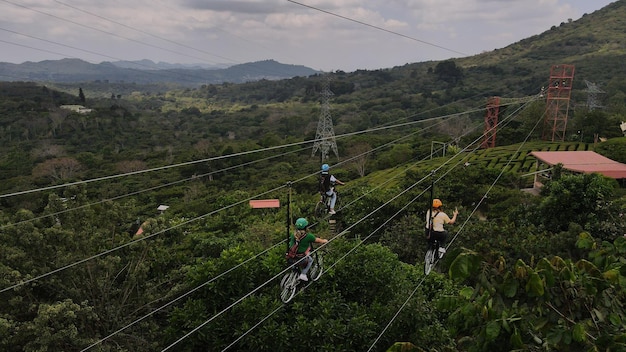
287;217;328;281
425;198;458;255
319;163;345;215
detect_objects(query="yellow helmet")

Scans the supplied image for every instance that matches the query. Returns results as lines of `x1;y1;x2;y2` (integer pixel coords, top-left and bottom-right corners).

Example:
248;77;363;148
432;199;443;208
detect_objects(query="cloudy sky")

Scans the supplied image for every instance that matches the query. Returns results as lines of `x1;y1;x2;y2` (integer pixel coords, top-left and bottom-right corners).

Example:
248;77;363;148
0;0;616;72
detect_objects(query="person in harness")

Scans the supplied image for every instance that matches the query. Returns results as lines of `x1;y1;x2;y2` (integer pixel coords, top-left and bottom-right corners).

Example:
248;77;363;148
287;217;328;281
319;164;345;215
425;198;458;254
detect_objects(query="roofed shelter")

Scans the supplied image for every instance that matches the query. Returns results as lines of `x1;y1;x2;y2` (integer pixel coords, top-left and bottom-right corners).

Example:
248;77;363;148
529;151;626;188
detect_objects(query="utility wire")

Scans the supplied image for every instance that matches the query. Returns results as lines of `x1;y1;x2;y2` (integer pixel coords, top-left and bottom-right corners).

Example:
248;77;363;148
1;0;218;65
0;183;287;293
135;95;532;349
53;0;237;64
0;145;309;230
214;134;461;350
286;0;467;56
1;108;482;199
1;104;471;293
0;97;490;352
79;115;452;350
0;37;70;59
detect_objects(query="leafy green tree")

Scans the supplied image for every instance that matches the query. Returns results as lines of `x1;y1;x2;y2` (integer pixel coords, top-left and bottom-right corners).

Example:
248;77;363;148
434;60;463;84
536;173;619;238
441;233;626;352
594;136;626;163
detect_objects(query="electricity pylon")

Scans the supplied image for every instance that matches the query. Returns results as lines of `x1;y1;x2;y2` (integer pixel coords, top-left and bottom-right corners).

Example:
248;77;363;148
311;78;338;162
584;80;604;110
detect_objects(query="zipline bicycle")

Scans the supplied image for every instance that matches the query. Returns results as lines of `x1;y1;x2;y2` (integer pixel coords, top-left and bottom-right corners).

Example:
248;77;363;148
314;190;339;218
424;238;444;275
280;247;323;303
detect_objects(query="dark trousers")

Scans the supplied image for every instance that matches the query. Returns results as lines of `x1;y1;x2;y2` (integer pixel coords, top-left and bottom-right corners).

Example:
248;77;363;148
425;229;447;244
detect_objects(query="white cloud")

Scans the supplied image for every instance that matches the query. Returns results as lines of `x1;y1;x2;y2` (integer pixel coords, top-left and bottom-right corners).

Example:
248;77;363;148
0;0;616;71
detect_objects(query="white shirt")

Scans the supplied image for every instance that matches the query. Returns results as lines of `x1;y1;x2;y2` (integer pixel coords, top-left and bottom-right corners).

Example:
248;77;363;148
425;210;452;232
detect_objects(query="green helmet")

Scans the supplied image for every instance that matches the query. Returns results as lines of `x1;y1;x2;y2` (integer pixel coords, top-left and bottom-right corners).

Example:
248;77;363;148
295;217;308;230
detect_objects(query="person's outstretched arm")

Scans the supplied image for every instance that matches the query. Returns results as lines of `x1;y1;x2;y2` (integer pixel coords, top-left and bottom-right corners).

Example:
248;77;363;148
449;207;459;224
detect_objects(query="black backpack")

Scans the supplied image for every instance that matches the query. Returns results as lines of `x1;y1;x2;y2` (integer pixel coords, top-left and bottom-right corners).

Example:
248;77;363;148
319;174;331;194
426;210;440;239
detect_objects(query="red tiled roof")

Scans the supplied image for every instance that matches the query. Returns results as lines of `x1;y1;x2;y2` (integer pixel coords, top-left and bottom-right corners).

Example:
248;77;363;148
530;151;626;179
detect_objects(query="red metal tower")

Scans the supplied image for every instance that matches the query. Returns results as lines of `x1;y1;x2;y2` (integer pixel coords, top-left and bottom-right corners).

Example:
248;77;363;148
542;64;575;141
481;94;539;148
482;96;500;148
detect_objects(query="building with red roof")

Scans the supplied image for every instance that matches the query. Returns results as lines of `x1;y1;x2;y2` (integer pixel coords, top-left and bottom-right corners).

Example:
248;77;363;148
529;151;626;189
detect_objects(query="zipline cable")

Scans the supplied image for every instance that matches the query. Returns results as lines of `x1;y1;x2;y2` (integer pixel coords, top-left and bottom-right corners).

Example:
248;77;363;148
445;102;548;252
85;118;449;350
219;135;474;350
158;94;539;350
367;96;546;351
0;108;483;199
2;107;461;293
0;183;288;293
1;88;486;231
7;93;492;350
167;115;481;348
79;239;286;351
0;145;310;230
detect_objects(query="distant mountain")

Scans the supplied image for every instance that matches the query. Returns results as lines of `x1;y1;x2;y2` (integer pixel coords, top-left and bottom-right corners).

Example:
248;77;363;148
107;59;230;71
0;58;321;85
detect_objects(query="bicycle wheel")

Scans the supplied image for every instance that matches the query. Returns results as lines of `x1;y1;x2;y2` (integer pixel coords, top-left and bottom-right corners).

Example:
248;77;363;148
280;271;298;303
424;249;436;275
309;252;323;281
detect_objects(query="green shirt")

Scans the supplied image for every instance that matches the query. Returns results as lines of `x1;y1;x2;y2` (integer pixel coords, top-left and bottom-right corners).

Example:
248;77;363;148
289;232;316;254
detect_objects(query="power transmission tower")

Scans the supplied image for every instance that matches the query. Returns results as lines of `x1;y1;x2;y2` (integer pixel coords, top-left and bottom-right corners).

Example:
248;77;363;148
311;78;338;162
584;80;605;110
542;64;575;142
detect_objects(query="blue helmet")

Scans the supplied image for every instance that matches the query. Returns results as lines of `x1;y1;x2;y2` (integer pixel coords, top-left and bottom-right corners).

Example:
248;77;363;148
321;164;330;173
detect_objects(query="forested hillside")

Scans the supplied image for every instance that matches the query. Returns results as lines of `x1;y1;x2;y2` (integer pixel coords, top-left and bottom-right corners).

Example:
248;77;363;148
1;2;626;351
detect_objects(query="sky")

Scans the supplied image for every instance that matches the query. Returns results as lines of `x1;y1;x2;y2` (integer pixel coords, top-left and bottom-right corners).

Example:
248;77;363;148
0;0;617;73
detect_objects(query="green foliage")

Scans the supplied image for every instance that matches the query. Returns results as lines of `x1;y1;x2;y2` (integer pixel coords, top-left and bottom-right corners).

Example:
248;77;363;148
443;234;626;352
594;137;626;163
537;173;618;238
2;4;626;348
434;60;464;84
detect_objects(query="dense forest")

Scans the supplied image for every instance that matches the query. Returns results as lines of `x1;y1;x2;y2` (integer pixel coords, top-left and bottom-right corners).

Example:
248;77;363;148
1;2;626;351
